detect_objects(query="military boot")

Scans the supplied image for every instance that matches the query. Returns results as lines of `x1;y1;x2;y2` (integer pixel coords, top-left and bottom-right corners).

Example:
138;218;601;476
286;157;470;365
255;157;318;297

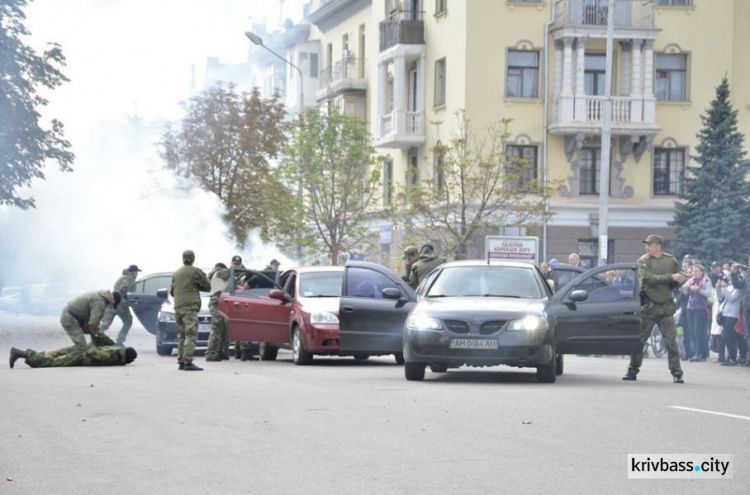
9;347;28;369
183;362;203;371
622;371;637;381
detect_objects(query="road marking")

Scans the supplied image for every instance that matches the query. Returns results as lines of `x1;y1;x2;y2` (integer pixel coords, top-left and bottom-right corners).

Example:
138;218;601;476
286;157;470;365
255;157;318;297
669;406;750;421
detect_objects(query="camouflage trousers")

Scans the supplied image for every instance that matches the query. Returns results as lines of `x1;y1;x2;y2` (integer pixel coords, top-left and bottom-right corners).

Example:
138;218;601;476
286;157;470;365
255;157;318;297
176;308;199;365
25;345;125;368
205;294;227;359
100;302;134;345
629;307;683;378
60;310;116;355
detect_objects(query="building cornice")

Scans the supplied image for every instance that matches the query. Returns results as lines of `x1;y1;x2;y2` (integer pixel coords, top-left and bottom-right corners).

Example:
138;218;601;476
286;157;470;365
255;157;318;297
309;0;372;33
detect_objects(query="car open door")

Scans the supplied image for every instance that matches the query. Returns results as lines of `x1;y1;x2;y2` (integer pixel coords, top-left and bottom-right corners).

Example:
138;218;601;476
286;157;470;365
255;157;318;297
127;272;173;335
220;269;290;345
548;263;641;355
338;261;417;353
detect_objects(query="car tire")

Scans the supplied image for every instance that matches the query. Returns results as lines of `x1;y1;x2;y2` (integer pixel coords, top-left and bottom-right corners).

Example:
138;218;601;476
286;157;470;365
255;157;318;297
394;352;405;365
555;353;564;376
430;364;448;373
292;327;313;365
353;354;369;361
156;344;173;356
537;352;557;383
259;342;278;361
404;362;426;381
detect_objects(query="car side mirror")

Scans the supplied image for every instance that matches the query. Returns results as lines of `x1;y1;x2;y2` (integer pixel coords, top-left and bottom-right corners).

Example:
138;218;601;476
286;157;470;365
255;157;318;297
569;289;588;302
382;288;403;300
268;289;290;302
156;288;169;299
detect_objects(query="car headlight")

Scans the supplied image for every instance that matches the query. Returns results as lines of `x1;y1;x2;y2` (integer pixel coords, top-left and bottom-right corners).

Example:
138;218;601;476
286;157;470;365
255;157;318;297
406;314;443;331
507;315;548;331
310;312;339;324
158;312;175;323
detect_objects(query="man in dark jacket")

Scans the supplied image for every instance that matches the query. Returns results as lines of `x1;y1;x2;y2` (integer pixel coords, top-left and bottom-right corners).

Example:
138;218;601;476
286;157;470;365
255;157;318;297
100;264;141;345
10;345;137;368
171;250;211;371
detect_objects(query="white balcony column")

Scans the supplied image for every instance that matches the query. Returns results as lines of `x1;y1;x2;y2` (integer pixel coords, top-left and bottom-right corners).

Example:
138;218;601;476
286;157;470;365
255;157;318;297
560;38;575;122
630;39;643;122
620;41;631;96
393;54;406;136
416;53;426;133
643;40;656;123
378;61;388;137
574;37;586;122
553;41;563;122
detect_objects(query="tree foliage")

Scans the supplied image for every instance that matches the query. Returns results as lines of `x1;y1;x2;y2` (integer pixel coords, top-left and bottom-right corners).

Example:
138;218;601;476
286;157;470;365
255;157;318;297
159;84;288;246
0;0;74;209
671;77;750;263
281;109;382;264
396;110;555;260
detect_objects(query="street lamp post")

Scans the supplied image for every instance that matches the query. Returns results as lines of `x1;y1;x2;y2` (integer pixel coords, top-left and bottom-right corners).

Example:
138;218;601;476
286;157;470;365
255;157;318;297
245;31;304;114
597;0;616;267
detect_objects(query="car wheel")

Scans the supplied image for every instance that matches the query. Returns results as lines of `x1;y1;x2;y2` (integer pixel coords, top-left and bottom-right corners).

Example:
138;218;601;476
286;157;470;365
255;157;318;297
537;352;557;383
404;362;426;381
292;327;313;365
156;344;173;356
394;352;405;365
259;342;278;361
430;364;448;373
353;353;369;361
555;353;564;376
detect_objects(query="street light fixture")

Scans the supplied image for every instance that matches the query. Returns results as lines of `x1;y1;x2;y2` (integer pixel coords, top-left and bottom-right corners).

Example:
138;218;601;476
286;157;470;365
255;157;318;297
245;30;304;114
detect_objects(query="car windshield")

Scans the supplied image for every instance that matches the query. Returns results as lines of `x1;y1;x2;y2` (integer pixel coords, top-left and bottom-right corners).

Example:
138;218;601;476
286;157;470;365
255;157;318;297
299;272;343;297
426;265;543;299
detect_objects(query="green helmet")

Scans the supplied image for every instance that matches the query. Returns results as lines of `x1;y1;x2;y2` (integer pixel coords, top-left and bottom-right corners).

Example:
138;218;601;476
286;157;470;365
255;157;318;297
182;250;196;264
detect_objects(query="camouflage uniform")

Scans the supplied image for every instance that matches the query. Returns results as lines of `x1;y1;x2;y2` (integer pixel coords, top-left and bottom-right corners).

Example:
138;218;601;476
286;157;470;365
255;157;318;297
24;345;131;368
171;252;211;366
61;290;117;354
628;250;684;378
407;251;446;290
100;269;137;345
206;267;230;360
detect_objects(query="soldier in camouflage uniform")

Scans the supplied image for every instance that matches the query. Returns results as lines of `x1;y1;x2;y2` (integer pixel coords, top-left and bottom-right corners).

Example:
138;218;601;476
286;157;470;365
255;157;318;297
624;235;688;383
61;290;120;354
9;345;137;368
171;250;211;371
205;262;230;362
407;244;446;290
100;264;141;345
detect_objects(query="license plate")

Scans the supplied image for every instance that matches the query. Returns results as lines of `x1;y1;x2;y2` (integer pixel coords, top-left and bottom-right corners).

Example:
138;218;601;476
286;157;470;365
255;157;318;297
198;323;211;333
449;338;498;350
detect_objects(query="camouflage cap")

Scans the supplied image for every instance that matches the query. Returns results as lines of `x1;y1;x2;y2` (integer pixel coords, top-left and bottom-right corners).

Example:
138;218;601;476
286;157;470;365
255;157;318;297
642;234;664;244
403;246;419;258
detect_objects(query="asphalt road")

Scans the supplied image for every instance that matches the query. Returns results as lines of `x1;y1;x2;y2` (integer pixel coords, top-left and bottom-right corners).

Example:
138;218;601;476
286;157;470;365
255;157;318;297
1;312;748;495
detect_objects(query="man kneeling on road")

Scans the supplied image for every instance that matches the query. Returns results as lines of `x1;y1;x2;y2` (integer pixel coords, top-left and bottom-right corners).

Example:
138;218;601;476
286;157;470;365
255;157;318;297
10;345;137;368
62;290;121;353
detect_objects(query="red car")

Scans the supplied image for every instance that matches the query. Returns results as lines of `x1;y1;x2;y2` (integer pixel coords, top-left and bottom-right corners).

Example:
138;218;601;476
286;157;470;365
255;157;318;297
220;266;401;365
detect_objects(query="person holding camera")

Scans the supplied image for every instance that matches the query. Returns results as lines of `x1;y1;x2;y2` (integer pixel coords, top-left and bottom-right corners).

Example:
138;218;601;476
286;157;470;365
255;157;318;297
716;263;748;366
682;264;713;361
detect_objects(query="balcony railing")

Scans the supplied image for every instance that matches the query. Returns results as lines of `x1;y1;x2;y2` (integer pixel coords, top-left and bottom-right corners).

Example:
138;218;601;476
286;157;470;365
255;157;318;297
553;0;656;30
377;110;425;147
550;94;658;134
320;57;366;87
585;96;633;123
379;8;425;52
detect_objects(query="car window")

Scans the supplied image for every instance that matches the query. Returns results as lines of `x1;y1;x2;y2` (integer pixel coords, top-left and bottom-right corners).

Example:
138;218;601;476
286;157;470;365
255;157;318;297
547;268;580;292
142;276;172;294
345;267;400;299
298;271;342;297
416;269;439;296
570;268;637;303
427;266;543;299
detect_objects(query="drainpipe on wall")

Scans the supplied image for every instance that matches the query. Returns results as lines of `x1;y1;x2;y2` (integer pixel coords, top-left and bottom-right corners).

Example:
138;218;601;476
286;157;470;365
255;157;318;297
542;0;556;263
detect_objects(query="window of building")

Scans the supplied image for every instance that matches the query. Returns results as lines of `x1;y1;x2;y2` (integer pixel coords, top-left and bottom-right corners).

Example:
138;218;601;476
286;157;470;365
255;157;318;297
579;147;612;196
299;53;319;79
657;0;690;6
436;0;447;14
584;53;606;96
407;148;419;185
506;144;538;189
655;54;688;101
434;58;447;107
506;50;539;98
384;157;393;205
434;146;446;193
577;239;615;268
653;148;685;196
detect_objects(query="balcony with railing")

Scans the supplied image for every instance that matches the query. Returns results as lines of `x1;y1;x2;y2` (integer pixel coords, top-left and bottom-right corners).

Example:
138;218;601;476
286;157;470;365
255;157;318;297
550;94;659;135
316;56;367;101
375;109;425;148
379;8;424;53
552;0;657;36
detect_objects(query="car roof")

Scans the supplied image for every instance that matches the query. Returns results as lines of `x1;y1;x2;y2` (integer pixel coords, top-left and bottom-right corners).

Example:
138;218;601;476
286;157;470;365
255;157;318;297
290;266;345;274
550;264;586;272
443;260;538;269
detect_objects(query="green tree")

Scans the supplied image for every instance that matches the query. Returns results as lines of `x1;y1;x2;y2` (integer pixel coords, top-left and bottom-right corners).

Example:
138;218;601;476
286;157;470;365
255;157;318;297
281;109;382;264
159;84;288;246
0;0;74;209
396;110;555;260
671;77;750;262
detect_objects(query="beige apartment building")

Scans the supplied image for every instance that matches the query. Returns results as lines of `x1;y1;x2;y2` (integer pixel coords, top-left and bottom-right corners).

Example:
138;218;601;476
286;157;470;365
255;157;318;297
261;0;750;267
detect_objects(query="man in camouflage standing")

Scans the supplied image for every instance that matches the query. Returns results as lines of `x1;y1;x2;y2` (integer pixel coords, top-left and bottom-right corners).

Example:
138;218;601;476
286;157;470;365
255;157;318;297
205;262;230;362
100;264;141;345
62;290;120;354
171;250;211;371
407;244;446;290
623;235;688;383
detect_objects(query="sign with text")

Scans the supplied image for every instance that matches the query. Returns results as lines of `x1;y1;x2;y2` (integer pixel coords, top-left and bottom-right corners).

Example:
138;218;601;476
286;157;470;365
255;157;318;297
485;236;539;264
